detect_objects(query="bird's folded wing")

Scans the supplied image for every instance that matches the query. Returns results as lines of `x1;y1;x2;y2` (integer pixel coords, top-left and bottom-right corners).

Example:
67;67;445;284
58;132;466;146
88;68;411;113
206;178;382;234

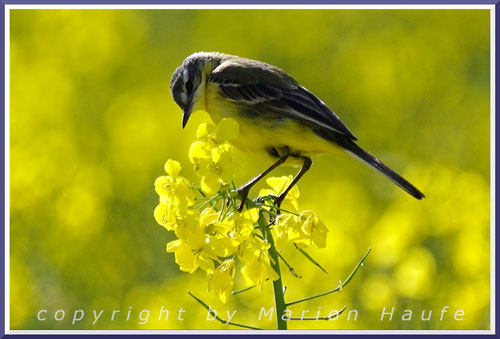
209;60;357;141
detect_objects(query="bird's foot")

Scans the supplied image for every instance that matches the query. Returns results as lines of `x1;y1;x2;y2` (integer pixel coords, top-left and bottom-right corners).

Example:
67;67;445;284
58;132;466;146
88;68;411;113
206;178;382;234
237;185;251;212
266;194;285;216
274;194;286;210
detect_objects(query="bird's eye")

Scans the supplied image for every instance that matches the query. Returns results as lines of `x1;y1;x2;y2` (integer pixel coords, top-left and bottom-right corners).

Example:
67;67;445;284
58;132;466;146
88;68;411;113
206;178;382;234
185;80;193;93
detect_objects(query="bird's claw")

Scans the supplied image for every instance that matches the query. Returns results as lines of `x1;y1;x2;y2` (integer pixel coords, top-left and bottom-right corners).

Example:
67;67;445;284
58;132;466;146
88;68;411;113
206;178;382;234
275;195;285;208
269;194;285;214
237;186;250;212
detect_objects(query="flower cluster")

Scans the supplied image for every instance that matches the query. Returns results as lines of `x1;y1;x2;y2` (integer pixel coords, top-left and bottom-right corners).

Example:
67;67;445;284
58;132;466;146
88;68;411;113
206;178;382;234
154;119;328;303
188;118;240;195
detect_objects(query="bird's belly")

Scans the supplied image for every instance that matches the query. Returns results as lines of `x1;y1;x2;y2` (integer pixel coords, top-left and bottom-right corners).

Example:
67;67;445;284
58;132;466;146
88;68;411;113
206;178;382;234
234;119;331;158
205;86;341;165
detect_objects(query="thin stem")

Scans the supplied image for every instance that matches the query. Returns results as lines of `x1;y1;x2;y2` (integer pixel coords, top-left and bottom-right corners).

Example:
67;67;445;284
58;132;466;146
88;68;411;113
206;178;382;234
288;306;347;321
277;251;302;279
231;285;257;295
192;193;221;210
218;194;227;220
190;184;206;197
293;243;328;274
219;192;235;221
187;291;263;330
232;278;270;295
258;213;287;330
286;248;371;307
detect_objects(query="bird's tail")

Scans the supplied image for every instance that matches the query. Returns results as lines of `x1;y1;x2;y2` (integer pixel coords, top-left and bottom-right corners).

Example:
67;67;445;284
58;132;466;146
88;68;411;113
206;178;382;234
313;129;425;199
345;141;425;199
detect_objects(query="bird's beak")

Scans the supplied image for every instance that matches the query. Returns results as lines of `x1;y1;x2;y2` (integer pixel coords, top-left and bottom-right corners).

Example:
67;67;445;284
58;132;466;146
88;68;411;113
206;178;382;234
182;101;193;129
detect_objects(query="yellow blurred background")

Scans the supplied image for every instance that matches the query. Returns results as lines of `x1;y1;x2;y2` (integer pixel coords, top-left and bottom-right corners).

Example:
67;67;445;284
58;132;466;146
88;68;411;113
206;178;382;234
9;9;490;330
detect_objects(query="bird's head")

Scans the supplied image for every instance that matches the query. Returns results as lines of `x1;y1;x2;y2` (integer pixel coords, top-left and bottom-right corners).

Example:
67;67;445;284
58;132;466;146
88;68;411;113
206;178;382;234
170;52;224;128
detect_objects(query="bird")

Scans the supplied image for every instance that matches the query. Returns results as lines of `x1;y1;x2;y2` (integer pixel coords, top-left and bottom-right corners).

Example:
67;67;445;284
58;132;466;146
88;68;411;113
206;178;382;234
169;52;425;210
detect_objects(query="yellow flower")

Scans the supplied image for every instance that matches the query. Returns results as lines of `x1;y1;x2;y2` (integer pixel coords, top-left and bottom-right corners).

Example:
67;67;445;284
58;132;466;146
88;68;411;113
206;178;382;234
189;121;239;195
166;209;220;274
196;122;215;139
166;240;198;273
197;144;236;195
197;208;241;257
154;203;172;230
238;236;271;263
174;210;205;248
154;159;195;230
300;211;329;248
165;159;182;177
273;214;295;250
195;118;240;142
199;207;232;235
287;211;329;248
228;208;259;239
207;259;236;303
237;236;279;288
189;141;213;163
259;176;300;211
166;239;216;274
241;259;279;290
155;160;193;198
208;236;240;257
155;118;331;302
198;207;220;234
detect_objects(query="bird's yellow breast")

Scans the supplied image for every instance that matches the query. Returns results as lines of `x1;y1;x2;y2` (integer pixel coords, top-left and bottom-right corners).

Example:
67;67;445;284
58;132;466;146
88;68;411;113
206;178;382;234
202;82;341;166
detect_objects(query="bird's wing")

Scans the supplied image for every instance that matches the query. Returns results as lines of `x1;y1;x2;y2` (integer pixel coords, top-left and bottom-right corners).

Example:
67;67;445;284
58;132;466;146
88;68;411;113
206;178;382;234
209;59;357;140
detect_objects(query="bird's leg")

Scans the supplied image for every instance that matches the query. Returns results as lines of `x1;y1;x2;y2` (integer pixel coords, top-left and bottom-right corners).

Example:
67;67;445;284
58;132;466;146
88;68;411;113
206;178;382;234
275;156;313;212
237;147;290;212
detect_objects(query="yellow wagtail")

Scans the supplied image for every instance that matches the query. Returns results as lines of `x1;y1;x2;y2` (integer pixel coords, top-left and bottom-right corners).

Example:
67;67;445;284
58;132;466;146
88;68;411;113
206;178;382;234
170;52;425;209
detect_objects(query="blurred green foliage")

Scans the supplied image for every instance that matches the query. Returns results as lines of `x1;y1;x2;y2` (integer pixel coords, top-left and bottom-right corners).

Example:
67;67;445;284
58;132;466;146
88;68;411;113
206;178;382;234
10;9;490;330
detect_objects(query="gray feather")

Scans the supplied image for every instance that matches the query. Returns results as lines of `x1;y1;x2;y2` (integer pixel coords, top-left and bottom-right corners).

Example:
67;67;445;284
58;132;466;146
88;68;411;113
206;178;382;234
209;58;357;140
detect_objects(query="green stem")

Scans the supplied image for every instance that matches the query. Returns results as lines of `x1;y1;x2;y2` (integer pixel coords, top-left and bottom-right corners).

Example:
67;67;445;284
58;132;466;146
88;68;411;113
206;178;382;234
258;213;287;330
188;291;263;330
285;248;371;307
231;284;257;295
277;251;302;279
293;243;328;274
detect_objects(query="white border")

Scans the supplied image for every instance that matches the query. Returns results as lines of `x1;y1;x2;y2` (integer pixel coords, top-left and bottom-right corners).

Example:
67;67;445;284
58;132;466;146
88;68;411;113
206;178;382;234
3;4;496;335
4;2;10;335
3;329;498;335
489;4;496;336
2;4;497;9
